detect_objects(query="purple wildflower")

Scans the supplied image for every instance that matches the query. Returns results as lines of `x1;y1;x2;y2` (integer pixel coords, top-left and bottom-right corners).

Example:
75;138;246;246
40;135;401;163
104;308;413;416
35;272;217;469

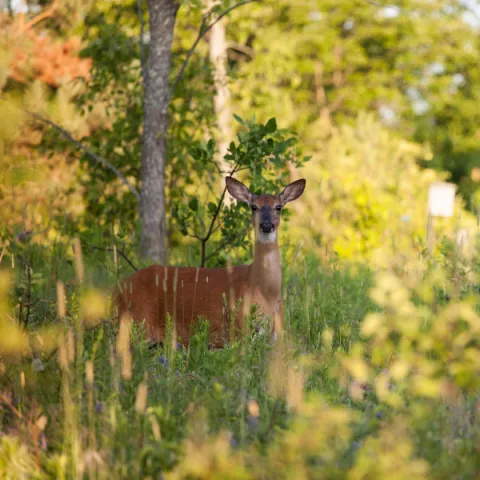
159;355;169;367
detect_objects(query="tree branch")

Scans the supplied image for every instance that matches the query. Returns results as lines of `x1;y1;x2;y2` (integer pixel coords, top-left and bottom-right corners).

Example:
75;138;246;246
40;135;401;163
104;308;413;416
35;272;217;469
34;111;141;200
198;164;240;267
0;394;23;419
83;242;138;272
187;231;202;241
0;97;141;201
205;165;239;241
169;15;208;101
210;221;222;236
204;226;249;263
17;0;58;34
169;0;258;100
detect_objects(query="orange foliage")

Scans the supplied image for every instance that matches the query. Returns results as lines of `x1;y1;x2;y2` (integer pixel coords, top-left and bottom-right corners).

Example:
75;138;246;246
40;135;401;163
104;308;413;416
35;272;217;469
0;11;93;238
0;120;86;235
10;35;91;87
0;8;91;87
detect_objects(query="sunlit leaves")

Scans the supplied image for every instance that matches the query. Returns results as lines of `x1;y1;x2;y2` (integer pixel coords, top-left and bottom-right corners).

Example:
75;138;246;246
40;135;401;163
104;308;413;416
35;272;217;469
173;115;309;266
289;113;476;263
341;264;480;415
350;421;429;480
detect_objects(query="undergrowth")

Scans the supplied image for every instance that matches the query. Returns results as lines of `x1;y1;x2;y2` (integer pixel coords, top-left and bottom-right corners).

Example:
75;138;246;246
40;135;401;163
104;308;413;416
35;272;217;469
0;235;479;479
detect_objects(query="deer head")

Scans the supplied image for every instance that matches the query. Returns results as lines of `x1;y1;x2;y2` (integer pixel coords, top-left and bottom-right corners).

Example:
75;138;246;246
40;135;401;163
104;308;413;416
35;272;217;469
226;177;306;244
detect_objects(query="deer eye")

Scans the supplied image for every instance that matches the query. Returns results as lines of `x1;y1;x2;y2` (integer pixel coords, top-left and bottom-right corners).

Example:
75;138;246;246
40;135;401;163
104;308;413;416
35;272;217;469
275;205;282;211
251;205;258;212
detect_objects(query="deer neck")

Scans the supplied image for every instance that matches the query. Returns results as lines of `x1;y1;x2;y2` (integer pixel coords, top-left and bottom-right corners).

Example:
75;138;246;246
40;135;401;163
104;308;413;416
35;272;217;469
251;240;282;298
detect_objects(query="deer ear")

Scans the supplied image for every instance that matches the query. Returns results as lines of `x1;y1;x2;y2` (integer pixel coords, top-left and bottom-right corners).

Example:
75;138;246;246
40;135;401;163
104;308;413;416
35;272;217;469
279;179;306;205
226;177;253;204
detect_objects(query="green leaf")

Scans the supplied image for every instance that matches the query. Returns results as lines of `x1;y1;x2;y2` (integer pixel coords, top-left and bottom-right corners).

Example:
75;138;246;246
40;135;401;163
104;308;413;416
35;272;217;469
208;202;217;215
265;118;277;133
233;114;245;125
188;198;198;212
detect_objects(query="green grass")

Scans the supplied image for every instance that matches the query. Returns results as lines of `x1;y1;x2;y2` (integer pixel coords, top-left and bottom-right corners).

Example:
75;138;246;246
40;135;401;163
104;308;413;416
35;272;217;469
1;239;479;479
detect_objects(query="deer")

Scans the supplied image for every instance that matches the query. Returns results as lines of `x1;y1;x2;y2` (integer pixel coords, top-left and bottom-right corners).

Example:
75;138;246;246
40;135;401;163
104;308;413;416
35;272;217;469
115;176;306;347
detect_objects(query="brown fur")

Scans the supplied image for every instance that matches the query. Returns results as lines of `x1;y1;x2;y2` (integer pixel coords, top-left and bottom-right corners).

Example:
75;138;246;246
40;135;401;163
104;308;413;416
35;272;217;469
115;177;306;347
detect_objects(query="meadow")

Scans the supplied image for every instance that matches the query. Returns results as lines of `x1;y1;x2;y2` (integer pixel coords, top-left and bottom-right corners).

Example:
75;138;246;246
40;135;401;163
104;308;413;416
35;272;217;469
0;233;479;479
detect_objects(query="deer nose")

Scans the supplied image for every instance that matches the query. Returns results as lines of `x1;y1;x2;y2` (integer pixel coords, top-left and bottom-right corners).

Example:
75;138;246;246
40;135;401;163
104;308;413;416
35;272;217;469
260;221;274;233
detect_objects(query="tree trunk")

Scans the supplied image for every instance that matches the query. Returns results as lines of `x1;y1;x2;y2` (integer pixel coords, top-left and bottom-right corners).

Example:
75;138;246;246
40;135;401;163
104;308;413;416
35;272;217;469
208;8;232;203
140;0;178;263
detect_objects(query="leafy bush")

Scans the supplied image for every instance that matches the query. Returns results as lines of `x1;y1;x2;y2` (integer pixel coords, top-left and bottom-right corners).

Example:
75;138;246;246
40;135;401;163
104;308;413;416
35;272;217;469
291;113;476;262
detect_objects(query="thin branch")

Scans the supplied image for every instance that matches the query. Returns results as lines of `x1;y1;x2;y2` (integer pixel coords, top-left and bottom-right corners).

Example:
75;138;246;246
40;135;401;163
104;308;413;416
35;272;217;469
198;164;240;267
187;231;202;241
200;239;207;269
0;394;23;419
209;156;223;175
204;164;239;241
210;221;222;236
137;0;146;84
169;0;258;100
17;0;58;34
83;242;138;272
165;163;179;254
204;240;226;263
0;97;141;201
220;165;249;175
204;226;249;263
169;15;208;101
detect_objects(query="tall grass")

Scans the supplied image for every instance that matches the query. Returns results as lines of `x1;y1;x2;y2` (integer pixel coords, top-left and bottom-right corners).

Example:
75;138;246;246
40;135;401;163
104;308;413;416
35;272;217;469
0;235;479;479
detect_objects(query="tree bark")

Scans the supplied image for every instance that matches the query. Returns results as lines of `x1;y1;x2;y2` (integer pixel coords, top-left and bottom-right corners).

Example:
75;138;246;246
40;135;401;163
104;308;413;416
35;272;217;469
140;0;178;263
208;5;233;204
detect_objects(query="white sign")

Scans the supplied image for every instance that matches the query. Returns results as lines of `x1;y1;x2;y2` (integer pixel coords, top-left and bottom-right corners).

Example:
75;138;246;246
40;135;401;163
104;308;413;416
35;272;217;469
427;182;456;217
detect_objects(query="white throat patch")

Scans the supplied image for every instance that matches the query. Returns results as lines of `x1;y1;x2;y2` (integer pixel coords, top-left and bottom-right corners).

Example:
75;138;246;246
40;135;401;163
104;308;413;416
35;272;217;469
257;230;277;244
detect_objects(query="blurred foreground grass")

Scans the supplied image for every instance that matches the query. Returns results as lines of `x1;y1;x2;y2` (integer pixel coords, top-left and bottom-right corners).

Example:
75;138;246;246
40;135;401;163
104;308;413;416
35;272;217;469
0;235;479;479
